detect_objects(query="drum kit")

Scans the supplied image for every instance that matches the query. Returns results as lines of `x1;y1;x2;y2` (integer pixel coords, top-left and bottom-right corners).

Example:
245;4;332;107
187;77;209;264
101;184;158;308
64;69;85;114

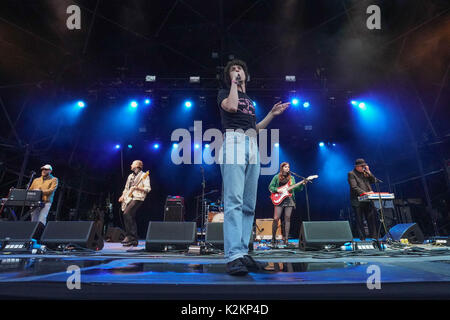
206;199;224;223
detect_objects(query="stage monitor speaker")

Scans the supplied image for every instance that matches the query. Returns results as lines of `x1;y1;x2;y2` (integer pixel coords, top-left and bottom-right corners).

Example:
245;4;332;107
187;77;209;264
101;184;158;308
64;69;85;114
206;222;224;249
41;221;104;250
145;221;196;251
299;221;353;251
205;222;253;251
385;223;424;244
105;227;126;242
164;205;184;221
0;221;44;242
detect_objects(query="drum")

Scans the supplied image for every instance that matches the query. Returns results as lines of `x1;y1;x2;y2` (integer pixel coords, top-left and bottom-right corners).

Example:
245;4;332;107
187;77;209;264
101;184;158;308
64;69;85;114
208;211;224;223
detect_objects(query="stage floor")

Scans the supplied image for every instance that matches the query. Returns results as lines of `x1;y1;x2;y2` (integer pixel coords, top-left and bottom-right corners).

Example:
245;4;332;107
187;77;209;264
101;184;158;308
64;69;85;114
0;240;449;299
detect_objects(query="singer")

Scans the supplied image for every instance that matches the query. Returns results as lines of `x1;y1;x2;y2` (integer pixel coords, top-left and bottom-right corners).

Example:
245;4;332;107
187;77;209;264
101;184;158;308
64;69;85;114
268;162;304;246
217;59;289;275
29;164;58;225
347;158;377;240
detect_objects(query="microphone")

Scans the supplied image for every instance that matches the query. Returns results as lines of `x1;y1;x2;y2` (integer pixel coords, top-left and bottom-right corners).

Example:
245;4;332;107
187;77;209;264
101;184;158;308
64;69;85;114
236;74;242;85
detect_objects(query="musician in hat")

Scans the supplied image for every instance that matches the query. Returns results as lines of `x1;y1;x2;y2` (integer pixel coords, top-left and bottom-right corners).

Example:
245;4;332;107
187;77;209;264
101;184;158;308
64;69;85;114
347;158;377;240
118;160;151;247
29;164;58;225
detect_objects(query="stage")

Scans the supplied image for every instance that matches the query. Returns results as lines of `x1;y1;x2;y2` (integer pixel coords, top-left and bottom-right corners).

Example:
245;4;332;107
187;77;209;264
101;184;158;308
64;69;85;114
1;240;449;300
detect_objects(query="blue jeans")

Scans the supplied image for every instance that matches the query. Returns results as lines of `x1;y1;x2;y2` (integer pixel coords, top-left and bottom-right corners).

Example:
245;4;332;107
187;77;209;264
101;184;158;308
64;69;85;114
220;132;260;262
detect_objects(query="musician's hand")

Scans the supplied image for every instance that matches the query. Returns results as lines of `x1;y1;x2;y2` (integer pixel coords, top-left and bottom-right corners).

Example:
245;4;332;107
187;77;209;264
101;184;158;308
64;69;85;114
118;196;124;203
270;101;290;116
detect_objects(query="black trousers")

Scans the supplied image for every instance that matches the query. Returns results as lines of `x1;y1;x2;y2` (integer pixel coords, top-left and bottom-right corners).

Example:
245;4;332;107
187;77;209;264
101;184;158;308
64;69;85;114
352;203;378;240
123;200;143;241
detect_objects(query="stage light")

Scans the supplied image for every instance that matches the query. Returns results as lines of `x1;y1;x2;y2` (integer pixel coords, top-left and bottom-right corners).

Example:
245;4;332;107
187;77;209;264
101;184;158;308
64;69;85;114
153;143;160;149
189;76;200;83
205;144;210;148
184;100;192;108
303;101;310;108
285;75;296;82
173;143;178;149
291;98;299;106
351;100;358;106
332;143;336;147
358;102;366;110
319;142;325;147
130;101;138;108
144;99;151;105
115;144;121;149
253;101;257;107
274;143;279;147
76;101;85;108
128;144;133;149
194;144;200;149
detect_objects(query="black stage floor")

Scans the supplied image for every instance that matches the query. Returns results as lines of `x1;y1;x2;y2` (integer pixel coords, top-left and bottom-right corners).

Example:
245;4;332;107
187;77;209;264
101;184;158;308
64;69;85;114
0;240;449;300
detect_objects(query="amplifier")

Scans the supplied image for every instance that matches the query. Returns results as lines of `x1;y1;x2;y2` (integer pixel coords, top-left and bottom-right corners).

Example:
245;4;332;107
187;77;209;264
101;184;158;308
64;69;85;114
164;195;185;221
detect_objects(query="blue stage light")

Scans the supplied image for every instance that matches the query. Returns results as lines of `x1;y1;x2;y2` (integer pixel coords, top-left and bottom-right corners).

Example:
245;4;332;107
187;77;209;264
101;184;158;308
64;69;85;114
303;101;310;108
173;143;178;149
274;143;279;147
291;98;299;106
205;144;210;148
184;100;192;108
115;144;121;149
153;143;160;149
358;102;366;110
319;142;325;147
77;101;85;108
128;144;133;149
332;143;336;147
351;100;358;106
194;144;200;149
130;101;138;108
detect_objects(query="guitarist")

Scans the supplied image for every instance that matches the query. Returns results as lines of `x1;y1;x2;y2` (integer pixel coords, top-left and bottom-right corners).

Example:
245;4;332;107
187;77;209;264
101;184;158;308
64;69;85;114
118;160;151;247
268;162;304;246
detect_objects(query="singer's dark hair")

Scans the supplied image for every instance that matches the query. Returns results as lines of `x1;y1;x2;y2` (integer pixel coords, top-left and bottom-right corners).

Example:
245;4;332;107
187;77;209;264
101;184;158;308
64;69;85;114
278;162;291;184
223;59;249;88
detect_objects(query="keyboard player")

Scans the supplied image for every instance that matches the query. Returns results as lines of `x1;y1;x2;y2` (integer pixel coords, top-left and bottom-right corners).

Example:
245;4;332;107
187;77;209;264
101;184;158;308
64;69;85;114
29;164;58;225
347;158;377;240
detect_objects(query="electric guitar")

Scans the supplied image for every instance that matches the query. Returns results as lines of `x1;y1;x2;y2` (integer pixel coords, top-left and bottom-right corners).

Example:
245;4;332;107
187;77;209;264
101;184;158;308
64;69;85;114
121;171;150;211
270;175;318;206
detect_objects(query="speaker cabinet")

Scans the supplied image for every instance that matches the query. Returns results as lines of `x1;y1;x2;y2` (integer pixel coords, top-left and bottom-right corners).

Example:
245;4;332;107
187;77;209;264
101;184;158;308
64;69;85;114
41;221;104;250
385;223;424;244
299;221;353;251
145;221;196;251
164;206;184;221
0;221;44;241
205;222;253;251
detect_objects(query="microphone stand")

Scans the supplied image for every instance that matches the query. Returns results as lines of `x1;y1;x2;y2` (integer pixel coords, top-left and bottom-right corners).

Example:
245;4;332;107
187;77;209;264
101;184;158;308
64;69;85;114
200;167;206;248
369;170;394;247
20;171;36;220
290;171;311;222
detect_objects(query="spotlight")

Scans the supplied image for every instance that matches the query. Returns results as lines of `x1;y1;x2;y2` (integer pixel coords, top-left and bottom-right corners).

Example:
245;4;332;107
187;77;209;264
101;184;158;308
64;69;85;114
153;143;160;149
303;101;310;108
253;101;257;107
358;102;366;110
77;101;85;108
319;142;325;147
291;98;299;106
144;99;151;105
332;143;336;147
194;144;200;149
351;100;358;106
173;143;178;149
184;100;192;108
115;144;121;149
205;144;210;148
128;144;133;149
130;101;138;108
274;143;279;147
